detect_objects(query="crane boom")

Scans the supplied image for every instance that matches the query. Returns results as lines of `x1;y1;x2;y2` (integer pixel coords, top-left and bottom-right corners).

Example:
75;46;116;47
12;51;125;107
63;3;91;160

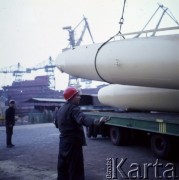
63;16;95;48
62;16;95;87
75;24;87;46
84;17;94;44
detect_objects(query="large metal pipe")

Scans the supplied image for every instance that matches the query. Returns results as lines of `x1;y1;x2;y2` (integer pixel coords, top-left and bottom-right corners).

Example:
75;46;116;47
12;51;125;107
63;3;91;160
56;34;179;89
98;84;179;112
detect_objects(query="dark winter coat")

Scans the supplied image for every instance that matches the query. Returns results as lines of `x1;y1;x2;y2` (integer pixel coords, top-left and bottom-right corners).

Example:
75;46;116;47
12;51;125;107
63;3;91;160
57;101;94;146
5;107;15;126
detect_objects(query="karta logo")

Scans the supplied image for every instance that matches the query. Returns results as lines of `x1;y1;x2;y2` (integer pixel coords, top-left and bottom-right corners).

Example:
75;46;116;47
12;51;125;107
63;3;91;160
106;158;178;179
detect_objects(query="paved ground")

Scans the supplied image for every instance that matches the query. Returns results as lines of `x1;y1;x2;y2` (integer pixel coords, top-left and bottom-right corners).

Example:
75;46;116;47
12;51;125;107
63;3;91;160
0;123;179;180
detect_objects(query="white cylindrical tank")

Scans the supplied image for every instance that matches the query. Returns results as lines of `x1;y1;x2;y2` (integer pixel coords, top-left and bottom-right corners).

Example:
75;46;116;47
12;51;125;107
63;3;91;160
98;84;179;112
56;34;179;89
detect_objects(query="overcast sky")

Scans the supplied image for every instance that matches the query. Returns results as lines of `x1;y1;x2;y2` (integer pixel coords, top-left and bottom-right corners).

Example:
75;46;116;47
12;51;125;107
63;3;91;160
0;0;178;90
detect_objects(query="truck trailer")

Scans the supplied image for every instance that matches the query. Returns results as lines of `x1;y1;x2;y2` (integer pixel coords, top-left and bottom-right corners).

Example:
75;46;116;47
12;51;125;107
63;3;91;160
56;26;179;159
85;111;179;159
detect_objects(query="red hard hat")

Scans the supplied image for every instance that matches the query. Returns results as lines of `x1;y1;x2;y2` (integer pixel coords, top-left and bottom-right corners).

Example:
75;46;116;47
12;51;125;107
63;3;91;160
63;87;79;101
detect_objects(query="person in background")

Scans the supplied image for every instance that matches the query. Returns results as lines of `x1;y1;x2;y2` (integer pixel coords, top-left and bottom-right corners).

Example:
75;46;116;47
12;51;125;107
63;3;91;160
53;106;59;128
5;100;16;148
57;87;109;180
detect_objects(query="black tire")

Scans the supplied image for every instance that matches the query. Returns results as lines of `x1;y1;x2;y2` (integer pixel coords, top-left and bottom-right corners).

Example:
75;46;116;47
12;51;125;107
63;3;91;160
110;126;125;146
101;125;109;138
150;134;171;159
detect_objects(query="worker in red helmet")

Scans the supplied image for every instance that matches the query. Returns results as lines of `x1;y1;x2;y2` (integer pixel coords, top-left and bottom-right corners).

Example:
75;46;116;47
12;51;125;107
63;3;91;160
57;86;108;180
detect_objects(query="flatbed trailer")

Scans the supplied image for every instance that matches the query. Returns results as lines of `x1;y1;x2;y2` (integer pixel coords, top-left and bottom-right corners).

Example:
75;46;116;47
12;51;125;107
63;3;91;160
85;111;179;159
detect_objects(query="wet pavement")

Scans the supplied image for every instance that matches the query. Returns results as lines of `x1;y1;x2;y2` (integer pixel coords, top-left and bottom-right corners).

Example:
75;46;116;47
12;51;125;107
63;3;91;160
0;123;179;180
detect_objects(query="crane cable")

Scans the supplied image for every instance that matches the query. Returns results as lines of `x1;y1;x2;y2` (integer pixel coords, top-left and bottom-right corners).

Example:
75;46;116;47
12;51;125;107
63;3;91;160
94;0;127;83
119;0;127;33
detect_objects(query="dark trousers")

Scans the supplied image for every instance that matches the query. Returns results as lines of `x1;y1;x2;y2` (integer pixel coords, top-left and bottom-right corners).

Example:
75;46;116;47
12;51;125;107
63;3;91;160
57;139;85;180
6;125;13;145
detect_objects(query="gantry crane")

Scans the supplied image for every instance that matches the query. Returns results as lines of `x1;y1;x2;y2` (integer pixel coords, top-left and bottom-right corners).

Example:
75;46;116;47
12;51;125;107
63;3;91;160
0;62;31;82
0;56;56;90
30;56;56;90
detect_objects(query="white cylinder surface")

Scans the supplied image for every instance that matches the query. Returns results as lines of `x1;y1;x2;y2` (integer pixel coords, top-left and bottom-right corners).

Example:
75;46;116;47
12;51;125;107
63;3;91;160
98;84;179;112
56;34;179;89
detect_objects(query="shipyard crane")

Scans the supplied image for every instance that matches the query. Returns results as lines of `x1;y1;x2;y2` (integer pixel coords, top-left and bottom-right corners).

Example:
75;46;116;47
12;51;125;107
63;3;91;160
0;62;31;82
63;16;95;50
30;56;56;90
62;16;95;87
0;57;56;90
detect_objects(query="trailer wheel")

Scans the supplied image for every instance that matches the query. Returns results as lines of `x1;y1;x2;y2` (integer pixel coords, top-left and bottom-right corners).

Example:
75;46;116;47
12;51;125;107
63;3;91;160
101;125;109;138
110;126;124;146
151;134;171;159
